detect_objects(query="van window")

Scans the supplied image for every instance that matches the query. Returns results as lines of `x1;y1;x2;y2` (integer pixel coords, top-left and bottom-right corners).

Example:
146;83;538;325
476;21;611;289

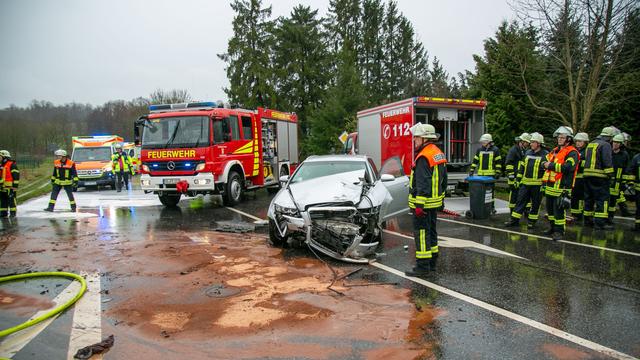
241;116;253;140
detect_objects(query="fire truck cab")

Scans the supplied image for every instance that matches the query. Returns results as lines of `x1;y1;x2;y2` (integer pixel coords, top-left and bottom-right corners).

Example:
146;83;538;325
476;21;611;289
350;97;487;190
135;102;298;207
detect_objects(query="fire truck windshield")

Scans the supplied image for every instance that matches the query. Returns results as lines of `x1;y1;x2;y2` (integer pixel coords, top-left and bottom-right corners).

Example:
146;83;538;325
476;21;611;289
72;147;112;162
142;116;210;149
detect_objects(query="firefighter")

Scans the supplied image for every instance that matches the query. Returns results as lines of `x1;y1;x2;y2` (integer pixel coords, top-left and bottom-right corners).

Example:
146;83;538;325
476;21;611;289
627;152;640;231
44;149;79;212
505;132;547;229
112;143;135;192
406;123;447;277
0;150;20;218
542;126;579;241
608;134;631;221
570;132;589;221
505;133;531;213
583;127;615;229
469;133;502;213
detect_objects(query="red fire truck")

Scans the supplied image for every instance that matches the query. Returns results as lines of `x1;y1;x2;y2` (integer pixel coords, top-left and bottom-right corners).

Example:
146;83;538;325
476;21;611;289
135;102;299;207
346;97;487;189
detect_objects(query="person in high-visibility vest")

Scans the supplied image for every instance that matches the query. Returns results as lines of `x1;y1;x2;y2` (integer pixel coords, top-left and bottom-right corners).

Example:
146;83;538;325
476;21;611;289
112;143;135;192
608;134;631;221
406;123;447;277
505;133;531;213
0;150;20;218
542;126;579;241
583;127;615;229
570;132;589;221
469;133;502;213
504;132;547;229
44;149;79;212
627;152;640;231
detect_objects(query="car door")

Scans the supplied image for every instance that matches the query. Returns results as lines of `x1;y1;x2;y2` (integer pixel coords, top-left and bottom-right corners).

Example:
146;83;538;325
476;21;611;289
379;156;410;219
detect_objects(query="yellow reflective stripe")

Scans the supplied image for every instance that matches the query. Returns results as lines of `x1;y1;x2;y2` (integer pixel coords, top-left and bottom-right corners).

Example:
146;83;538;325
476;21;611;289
432;165;438;198
512;211;522;219
586;143;597;170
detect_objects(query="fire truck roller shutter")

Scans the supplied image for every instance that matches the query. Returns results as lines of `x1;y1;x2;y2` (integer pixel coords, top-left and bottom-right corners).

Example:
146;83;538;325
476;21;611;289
288;122;298;164
277;121;290;162
357;112;381;169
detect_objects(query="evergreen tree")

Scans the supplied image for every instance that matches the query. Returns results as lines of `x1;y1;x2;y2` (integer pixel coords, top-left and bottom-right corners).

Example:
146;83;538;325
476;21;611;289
429;57;451;97
218;0;275;108
360;0;386;104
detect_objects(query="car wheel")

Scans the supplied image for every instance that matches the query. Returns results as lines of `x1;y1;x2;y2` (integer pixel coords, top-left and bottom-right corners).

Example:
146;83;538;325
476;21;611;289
223;171;243;206
268;219;287;247
159;193;181;207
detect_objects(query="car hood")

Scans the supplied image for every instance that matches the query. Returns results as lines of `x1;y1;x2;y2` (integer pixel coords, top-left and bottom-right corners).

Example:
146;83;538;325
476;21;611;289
275;171;365;209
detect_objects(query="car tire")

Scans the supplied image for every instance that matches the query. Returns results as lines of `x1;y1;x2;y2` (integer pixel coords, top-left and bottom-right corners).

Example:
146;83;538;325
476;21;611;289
159;193;181;207
268;219;287;247
223;171;243;206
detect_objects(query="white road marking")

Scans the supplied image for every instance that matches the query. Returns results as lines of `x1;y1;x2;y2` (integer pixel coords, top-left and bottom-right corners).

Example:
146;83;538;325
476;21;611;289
383;229;527;260
0;280;82;358
224;206;265;223
67;272;102;360
438;217;640;258
371;262;636;360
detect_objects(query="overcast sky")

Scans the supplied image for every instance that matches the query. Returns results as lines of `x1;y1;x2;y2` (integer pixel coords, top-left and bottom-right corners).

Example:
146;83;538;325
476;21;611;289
0;0;516;108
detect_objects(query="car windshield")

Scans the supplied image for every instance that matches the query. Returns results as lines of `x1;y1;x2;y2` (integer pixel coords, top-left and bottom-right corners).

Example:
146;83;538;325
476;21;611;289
142;116;209;149
289;161;366;184
72;147;112;162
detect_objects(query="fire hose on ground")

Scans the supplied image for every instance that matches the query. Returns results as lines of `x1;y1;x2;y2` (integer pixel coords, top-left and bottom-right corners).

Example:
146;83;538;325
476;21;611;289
0;271;87;338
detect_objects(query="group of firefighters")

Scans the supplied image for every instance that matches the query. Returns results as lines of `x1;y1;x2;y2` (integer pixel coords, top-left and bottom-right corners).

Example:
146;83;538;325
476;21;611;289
0;144;135;216
406;123;638;277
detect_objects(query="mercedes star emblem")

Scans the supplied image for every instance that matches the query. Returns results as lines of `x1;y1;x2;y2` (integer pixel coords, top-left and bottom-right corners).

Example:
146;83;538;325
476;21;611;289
167;161;176;170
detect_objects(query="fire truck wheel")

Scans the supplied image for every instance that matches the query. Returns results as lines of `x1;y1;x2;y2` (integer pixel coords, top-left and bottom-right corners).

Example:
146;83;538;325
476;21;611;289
159;193;181;207
268;219;287;247
223;171;243;206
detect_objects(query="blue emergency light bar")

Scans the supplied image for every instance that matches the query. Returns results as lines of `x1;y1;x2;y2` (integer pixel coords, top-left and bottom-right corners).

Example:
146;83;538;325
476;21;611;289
148;101;221;112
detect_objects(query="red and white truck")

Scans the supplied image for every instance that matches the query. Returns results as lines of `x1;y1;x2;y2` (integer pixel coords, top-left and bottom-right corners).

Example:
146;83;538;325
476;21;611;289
135;102;298;207
347;97;487;189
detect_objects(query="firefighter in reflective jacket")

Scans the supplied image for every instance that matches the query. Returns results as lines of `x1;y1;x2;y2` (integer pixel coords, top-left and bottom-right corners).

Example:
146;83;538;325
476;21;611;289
505;132;547;228
112;143;135;192
609;134;631;221
406;123;447;277
469;134;502;212
627;152;640;231
583;127;615;229
0;150;20;218
570;132;589;221
44;149;79;212
542;126;579;241
505;133;531;213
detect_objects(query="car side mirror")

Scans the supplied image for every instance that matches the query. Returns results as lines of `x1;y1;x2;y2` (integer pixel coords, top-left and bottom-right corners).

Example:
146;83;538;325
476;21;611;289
381;174;395;182
279;175;289;184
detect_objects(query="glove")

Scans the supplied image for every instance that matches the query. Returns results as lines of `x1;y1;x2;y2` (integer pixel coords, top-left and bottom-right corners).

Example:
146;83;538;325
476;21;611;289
414;207;426;217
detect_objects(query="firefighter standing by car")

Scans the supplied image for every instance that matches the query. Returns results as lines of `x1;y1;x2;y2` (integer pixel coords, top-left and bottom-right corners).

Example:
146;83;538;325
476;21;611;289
505;132;547;229
627;152;640;231
505;133;531;213
609;134;631;221
542;127;579;241
469;134;502;212
44;149;79;212
570;132;589;221
112;143;135;192
0;150;20;218
406;123;447;277
582;127;615;229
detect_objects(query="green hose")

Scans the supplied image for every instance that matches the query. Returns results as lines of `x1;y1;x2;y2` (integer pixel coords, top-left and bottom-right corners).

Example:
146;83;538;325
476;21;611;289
0;271;87;337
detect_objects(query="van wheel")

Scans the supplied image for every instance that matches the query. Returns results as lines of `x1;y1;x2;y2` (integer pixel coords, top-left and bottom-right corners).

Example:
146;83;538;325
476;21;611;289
159;193;181;207
223;171;243;206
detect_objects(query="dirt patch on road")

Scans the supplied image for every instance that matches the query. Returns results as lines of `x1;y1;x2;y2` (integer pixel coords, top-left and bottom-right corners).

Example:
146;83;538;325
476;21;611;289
0;289;55;317
540;343;593;360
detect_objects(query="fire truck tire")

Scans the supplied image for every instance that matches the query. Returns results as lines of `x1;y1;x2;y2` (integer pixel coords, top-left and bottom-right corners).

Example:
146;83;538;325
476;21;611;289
223;171;243;206
268;219;287;247
159;193;181;207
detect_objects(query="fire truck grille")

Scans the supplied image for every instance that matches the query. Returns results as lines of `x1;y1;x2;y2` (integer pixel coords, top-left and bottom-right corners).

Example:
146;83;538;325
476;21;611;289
147;161;198;172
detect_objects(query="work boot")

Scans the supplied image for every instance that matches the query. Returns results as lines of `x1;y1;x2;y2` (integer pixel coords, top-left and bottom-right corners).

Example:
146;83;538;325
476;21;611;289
405;265;430;277
9;212;16;218
527;220;536;229
71;206;77;212
573;213;583;222
504;217;519;227
543;222;555;235
551;231;564;241
43;207;53;212
619;203;630;217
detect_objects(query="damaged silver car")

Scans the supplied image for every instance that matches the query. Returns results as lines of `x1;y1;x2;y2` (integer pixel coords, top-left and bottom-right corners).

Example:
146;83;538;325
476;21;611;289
267;155;409;263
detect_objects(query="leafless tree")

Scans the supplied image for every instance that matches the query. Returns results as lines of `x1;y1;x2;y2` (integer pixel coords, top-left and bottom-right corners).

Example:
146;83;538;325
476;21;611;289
149;89;192;105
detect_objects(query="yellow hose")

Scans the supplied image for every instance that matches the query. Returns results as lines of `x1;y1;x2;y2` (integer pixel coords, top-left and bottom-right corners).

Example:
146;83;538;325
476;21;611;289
0;271;87;337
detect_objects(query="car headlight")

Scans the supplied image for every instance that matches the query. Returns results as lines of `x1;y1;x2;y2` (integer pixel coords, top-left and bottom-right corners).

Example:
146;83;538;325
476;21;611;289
275;204;298;216
195;163;206;171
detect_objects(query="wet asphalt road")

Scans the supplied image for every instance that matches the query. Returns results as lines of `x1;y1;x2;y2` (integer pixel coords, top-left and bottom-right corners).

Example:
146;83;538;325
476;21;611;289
0;187;639;359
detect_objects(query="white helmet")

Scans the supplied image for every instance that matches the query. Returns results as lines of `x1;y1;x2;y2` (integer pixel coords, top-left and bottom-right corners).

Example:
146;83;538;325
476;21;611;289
553;126;573;137
54;149;67;157
114;143;123;149
529;132;544;144
0;150;10;158
518;132;531;143
574;132;589;142
479;134;493;143
612;134;625;143
622;132;631;143
409;123;438;139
